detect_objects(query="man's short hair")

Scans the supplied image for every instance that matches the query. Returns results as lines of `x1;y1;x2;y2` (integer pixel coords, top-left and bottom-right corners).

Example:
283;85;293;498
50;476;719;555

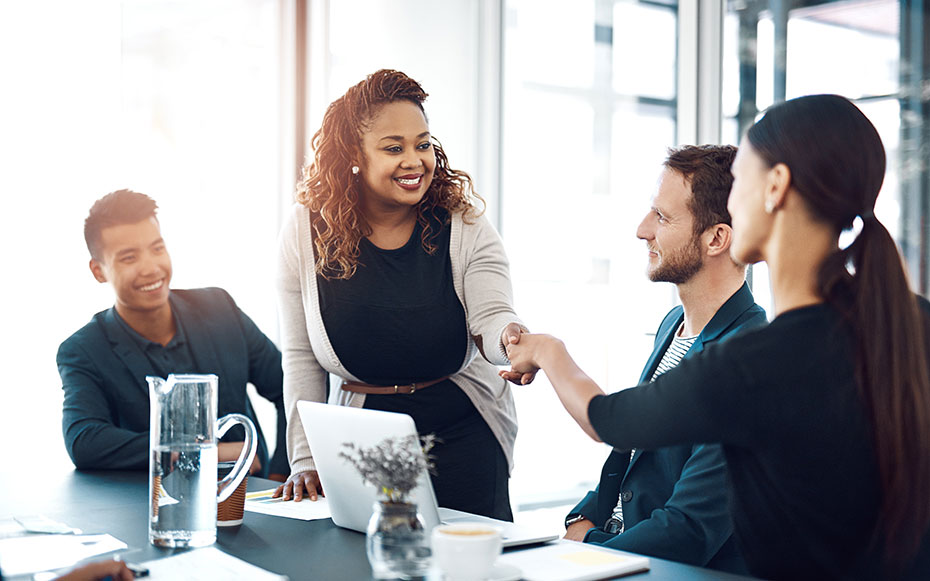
663;145;737;236
84;189;159;261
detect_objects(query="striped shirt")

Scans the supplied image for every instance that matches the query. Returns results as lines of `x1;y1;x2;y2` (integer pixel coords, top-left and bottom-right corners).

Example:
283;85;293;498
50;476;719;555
606;322;698;534
651;325;699;380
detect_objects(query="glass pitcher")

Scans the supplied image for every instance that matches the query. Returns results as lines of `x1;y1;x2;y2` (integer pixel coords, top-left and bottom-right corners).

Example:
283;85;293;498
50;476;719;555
146;373;257;548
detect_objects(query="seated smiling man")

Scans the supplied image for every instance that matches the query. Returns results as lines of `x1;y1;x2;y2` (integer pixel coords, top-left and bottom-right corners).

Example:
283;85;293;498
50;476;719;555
57;189;287;479
561;146;766;573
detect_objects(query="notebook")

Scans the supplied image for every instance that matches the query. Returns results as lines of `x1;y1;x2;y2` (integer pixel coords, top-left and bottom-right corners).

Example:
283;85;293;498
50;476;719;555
496;541;649;581
296;401;558;548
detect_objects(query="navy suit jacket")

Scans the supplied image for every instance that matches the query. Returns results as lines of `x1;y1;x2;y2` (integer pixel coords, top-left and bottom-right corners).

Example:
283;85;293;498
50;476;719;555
56;287;288;476
570;282;766;573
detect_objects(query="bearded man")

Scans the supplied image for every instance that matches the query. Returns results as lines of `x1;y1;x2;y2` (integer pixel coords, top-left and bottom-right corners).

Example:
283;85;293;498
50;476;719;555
561;145;766;574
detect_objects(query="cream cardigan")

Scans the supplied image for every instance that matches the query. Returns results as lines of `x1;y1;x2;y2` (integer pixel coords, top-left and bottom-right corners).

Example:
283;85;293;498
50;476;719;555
276;204;525;475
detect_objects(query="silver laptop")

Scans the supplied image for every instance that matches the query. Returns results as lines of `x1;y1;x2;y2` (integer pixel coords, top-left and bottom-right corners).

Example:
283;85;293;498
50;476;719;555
296;401;557;548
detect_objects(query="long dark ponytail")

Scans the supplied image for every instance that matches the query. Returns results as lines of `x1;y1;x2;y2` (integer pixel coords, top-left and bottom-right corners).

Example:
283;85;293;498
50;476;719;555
748;94;930;568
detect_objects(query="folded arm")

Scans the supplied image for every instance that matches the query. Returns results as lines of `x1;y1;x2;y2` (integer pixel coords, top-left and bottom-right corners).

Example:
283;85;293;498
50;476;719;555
57;342;147;470
584;444;735;566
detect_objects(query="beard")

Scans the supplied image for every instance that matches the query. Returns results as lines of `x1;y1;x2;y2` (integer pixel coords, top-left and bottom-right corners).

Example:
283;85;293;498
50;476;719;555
647;236;704;284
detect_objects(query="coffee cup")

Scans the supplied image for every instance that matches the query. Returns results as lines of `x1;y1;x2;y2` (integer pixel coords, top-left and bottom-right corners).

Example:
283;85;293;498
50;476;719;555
217;461;248;526
431;523;502;581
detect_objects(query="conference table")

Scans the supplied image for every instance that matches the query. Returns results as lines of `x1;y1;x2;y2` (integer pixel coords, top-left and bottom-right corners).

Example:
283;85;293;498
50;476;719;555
0;469;758;580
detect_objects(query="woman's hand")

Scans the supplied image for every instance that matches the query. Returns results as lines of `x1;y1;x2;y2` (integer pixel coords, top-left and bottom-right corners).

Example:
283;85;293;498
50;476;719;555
499;323;538;385
272;470;324;501
502;332;556;376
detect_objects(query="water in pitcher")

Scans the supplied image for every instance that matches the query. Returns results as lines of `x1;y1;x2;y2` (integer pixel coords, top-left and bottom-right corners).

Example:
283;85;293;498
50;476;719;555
149;443;218;547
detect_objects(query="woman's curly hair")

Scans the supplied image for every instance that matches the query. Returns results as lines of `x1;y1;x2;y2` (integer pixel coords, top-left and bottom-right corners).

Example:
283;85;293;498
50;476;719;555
296;69;484;279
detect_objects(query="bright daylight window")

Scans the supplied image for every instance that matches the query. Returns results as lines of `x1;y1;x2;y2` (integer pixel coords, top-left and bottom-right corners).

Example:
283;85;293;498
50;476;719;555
501;0;680;506
722;0;916;311
0;0;287;468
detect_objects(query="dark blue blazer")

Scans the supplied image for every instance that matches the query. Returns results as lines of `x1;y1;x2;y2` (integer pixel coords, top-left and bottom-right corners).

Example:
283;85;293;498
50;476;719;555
570;282;766;573
56;287;287;476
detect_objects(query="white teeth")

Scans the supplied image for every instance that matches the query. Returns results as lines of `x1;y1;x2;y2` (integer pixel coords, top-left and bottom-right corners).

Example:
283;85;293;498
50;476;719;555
396;177;420;185
139;280;163;292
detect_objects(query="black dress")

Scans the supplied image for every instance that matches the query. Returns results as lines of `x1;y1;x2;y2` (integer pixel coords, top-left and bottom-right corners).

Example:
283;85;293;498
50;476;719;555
317;211;512;521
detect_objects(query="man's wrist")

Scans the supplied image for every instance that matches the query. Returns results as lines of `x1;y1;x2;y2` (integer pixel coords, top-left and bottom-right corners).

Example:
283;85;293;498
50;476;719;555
565;513;587;529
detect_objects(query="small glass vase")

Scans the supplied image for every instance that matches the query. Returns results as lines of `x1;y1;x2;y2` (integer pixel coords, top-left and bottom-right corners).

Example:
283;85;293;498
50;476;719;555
366;500;431;580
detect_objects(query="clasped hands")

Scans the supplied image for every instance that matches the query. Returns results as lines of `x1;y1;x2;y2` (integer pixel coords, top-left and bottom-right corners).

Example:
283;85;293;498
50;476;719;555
499;324;552;386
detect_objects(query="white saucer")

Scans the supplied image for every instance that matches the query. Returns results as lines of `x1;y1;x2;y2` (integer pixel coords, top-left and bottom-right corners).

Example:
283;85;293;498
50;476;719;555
487;561;522;581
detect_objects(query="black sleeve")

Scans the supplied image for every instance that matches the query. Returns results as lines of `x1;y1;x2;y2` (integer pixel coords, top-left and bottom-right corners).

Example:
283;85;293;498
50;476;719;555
588;332;768;452
57;339;148;470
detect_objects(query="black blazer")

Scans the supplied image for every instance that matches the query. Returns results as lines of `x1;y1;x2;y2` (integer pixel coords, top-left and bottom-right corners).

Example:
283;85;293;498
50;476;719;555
56;287;287;476
570;282;766;573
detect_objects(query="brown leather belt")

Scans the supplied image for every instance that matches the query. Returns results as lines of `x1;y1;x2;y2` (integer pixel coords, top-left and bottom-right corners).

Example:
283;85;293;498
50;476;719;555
340;376;449;395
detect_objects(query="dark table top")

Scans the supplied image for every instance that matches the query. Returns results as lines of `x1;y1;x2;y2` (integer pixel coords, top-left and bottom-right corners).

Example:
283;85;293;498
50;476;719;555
0;469;758;580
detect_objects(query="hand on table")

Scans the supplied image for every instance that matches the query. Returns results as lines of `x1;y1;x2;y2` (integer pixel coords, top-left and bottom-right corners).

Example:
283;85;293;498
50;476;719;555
53;559;134;581
564;518;595;542
273;470;324;501
218;441;262;475
499;323;538;385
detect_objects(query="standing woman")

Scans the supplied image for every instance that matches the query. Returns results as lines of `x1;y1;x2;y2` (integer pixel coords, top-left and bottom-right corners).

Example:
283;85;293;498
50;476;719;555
506;94;930;579
274;70;533;521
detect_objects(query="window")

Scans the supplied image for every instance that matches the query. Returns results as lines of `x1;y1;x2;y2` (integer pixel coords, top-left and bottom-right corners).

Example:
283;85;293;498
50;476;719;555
501;0;680;503
0;0;288;468
723;0;925;307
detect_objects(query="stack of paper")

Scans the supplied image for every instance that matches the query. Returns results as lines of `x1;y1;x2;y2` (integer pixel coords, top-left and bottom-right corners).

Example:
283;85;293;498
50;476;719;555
497;541;649;581
142;547;288;580
0;532;127;577
244;489;332;521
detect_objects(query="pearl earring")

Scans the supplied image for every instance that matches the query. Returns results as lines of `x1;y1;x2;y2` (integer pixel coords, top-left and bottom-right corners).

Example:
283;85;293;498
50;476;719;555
765;199;775;214
351;166;359;175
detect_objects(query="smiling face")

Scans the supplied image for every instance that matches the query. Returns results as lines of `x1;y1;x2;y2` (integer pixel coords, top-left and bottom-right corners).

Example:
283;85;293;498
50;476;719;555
90;216;172;317
636;168;704;284
727;141;773;265
357;100;436;215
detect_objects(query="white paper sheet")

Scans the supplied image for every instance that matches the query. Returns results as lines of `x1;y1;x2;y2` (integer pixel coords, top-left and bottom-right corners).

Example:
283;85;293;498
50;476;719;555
142;547;287;580
497;541;649;581
244;489;332;521
0;533;127;577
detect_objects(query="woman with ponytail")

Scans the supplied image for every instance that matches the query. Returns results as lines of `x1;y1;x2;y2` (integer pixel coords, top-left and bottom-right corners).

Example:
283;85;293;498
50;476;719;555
506;94;930;579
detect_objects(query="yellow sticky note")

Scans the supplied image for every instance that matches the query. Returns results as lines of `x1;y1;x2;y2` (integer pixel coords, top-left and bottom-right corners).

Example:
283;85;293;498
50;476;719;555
558;550;627;566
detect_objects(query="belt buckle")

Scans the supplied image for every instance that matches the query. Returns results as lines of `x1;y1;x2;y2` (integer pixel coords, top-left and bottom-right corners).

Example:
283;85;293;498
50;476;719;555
392;383;418;394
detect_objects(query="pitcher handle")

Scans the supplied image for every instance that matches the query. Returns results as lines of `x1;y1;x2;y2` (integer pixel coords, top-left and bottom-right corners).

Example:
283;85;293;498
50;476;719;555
216;413;258;503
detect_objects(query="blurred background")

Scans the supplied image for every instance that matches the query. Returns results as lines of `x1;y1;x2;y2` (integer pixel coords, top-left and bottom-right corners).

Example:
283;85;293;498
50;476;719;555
1;0;927;521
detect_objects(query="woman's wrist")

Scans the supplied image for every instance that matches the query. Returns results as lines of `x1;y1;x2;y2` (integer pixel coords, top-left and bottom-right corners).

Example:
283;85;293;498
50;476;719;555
535;335;564;369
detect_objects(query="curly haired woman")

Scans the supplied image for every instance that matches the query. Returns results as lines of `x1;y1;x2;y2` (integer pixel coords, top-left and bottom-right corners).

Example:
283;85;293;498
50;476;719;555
273;69;534;520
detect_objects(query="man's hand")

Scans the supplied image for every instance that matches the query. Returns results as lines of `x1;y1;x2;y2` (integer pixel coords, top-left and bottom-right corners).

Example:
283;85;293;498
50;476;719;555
500;323;538;385
217;441;262;475
564;518;595;542
273;470;324;501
